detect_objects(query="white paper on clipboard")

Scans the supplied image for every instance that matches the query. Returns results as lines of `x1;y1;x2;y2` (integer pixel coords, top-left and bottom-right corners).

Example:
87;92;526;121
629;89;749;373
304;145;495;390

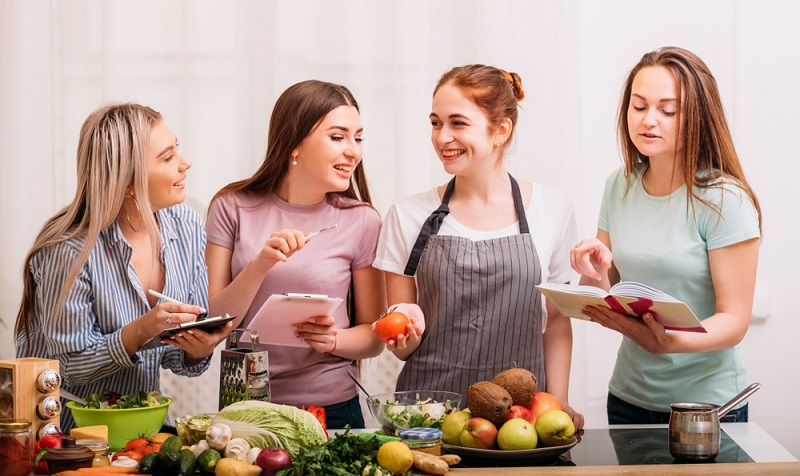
244;293;344;347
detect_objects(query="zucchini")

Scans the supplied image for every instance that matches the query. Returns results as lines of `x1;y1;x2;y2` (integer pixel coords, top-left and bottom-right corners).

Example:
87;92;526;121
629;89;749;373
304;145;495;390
177;448;197;476
158;435;184;468
138;451;160;474
197;448;222;473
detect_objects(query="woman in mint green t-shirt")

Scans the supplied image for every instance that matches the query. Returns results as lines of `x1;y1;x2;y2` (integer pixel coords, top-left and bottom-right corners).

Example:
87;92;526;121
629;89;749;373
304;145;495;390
571;47;762;424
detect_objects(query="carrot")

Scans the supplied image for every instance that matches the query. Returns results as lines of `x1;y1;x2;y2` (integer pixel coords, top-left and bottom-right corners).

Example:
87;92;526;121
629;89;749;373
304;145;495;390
54;467;140;476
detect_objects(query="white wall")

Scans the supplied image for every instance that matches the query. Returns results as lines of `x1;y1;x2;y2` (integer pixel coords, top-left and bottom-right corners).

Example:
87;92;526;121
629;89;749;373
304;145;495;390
1;0;798;458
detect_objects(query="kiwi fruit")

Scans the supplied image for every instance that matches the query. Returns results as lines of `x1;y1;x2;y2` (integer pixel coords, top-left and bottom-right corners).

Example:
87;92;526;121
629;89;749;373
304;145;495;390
492;367;538;407
466;381;513;425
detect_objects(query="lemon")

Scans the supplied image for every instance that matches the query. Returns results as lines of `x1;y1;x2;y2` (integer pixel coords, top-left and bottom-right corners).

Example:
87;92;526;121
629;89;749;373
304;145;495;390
376;440;414;473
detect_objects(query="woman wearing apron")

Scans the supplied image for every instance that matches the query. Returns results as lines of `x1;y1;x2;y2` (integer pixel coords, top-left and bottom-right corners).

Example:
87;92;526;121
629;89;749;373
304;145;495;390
374;64;584;428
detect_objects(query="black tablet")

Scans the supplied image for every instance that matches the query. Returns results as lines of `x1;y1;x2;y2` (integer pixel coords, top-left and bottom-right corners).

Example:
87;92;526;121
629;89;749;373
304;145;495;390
138;314;236;351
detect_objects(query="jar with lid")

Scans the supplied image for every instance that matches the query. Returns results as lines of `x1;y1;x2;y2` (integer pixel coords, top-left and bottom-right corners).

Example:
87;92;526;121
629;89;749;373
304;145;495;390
0;419;33;476
399;427;442;456
76;439;111;467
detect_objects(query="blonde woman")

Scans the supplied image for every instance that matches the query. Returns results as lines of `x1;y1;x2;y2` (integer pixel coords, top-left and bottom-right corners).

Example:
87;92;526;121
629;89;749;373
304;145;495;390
15;103;231;431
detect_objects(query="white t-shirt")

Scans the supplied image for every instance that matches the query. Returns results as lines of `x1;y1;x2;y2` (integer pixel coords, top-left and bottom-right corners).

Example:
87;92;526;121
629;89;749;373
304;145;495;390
374;181;579;289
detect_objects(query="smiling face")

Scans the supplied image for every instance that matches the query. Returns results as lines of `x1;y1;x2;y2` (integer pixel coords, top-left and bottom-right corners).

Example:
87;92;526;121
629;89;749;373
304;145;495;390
290;105;363;200
627;66;683;163
146;119;191;210
430;84;499;177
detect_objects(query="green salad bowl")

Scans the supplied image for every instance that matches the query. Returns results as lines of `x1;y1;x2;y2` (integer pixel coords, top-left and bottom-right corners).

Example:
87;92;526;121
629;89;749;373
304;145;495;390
67;396;173;450
366;390;461;436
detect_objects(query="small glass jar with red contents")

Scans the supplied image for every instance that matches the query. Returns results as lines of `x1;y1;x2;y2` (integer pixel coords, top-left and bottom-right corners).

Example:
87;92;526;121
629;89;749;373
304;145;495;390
0;419;33;476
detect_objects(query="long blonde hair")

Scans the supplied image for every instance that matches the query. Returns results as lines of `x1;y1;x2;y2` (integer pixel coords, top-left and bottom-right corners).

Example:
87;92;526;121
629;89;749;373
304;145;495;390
16;103;163;342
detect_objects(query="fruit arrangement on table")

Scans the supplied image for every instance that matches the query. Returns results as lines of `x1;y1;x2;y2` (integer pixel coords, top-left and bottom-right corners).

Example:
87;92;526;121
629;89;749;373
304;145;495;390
440;367;578;462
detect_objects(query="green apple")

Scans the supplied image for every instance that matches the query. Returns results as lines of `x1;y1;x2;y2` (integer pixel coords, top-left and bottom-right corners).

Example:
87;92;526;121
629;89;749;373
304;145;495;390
441;409;472;445
497;417;538;450
534;409;575;447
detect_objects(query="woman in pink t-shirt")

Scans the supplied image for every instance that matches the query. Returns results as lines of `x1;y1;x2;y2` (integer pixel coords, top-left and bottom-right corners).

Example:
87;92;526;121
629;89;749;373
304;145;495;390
206;80;386;428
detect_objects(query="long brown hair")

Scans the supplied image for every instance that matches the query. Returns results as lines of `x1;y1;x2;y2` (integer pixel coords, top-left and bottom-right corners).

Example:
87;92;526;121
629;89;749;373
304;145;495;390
16;103;163;342
617;46;762;232
211;80;374;208
435;64;525;150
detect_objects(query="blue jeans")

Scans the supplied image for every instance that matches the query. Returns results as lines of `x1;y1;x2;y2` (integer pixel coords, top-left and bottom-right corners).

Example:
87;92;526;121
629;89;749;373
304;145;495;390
607;392;749;424
324;395;365;429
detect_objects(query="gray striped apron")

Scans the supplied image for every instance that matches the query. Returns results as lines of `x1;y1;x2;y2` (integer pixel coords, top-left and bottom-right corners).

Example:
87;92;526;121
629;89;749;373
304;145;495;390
396;174;546;398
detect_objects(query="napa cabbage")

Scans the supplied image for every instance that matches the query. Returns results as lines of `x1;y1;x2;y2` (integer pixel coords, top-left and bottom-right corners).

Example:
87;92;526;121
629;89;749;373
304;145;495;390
211;400;326;458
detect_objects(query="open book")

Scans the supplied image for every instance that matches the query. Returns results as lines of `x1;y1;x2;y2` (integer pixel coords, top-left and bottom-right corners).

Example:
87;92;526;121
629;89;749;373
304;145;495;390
536;282;706;333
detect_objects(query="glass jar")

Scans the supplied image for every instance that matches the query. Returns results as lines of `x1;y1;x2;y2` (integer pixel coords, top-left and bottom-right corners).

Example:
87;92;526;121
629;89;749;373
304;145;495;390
76;439;111;467
0;419;33;476
399;427;442;456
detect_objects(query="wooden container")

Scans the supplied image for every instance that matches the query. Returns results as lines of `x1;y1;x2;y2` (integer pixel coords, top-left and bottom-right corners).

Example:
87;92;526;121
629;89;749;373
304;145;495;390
0;358;61;436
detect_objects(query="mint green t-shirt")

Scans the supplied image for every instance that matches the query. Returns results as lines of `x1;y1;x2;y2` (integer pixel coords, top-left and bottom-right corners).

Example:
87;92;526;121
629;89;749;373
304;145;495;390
600;166;760;412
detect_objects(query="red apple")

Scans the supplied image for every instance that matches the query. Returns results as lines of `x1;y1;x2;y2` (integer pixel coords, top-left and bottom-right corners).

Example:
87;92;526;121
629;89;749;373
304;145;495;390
528;391;562;419
255;447;292;476
504;404;536;425
459;417;498;449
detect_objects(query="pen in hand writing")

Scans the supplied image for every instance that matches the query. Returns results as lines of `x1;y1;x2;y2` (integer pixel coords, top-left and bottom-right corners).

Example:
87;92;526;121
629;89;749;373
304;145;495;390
147;289;208;320
305;224;340;242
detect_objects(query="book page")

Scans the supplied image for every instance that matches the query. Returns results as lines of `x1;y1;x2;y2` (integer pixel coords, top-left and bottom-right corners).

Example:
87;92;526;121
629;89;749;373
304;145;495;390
609;281;680;302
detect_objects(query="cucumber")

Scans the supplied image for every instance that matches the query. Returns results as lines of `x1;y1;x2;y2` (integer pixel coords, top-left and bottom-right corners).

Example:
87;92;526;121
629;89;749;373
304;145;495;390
138;452;160;474
177;448;197;476
196;448;222;474
158;435;184;469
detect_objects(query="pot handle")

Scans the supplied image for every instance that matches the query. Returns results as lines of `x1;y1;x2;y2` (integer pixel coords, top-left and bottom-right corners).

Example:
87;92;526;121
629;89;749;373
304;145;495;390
718;382;762;418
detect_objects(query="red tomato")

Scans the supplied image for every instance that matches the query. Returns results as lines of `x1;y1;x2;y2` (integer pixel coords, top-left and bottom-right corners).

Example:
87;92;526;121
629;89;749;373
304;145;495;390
124;437;149;451
373;311;410;343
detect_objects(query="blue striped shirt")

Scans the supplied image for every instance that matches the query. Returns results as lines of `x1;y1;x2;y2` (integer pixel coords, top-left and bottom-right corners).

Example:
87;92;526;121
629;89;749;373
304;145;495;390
16;203;210;431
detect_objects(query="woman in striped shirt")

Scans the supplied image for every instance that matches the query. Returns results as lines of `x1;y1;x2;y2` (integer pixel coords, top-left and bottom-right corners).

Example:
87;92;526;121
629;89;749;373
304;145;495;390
15;103;231;431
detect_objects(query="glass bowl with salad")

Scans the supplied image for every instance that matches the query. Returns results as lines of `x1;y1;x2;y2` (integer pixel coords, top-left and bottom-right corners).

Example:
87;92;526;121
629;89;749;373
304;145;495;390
367;390;461;436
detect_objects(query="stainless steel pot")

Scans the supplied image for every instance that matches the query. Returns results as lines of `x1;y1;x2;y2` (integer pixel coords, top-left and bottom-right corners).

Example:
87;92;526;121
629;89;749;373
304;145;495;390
668;382;761;461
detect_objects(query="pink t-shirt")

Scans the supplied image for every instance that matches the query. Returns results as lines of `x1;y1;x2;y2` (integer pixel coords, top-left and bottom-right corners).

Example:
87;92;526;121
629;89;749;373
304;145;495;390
207;190;381;407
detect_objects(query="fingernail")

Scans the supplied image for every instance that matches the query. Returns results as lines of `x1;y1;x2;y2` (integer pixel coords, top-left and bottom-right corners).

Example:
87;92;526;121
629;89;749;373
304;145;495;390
187;330;194;335
309;319;316;324
294;333;300;338
175;333;182;338
199;308;207;314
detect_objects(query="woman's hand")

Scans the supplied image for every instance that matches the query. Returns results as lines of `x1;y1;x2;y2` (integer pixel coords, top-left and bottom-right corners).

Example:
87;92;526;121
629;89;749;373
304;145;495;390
169;321;233;363
295;315;339;354
561;403;585;431
582;305;675;354
257;229;307;270
570;238;613;281
145;302;207;335
377;303;425;352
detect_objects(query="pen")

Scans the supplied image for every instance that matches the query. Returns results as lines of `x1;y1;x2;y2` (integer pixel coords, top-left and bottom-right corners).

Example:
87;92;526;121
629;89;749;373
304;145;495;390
148;289;208;320
305;223;340;242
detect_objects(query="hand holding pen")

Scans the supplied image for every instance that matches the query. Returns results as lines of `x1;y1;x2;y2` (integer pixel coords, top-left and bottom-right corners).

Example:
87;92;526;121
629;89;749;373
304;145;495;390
148;289;209;322
259;225;341;270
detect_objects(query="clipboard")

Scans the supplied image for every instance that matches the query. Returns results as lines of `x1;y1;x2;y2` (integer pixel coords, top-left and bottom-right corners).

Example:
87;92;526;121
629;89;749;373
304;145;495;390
245;293;344;347
139;314;236;351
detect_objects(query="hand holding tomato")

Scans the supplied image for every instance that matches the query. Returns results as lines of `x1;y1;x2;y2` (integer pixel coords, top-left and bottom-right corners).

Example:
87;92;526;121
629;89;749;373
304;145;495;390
373;303;425;351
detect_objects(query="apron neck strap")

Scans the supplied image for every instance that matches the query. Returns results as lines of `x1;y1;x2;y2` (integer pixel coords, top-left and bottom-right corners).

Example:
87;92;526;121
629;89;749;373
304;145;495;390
403;173;528;276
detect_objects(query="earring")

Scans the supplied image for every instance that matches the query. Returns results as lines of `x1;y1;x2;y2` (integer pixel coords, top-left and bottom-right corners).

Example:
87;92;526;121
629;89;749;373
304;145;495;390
292;160;297;165
125;197;142;232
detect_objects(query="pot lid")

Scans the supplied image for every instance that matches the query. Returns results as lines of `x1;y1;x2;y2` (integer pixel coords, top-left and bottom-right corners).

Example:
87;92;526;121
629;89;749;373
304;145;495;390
43;436;95;462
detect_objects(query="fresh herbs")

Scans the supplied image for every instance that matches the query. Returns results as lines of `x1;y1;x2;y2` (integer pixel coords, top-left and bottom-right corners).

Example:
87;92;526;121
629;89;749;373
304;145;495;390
79;391;163;409
277;429;401;476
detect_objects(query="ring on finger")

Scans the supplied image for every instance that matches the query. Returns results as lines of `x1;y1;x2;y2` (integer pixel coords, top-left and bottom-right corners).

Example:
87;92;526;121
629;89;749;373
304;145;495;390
166;313;172;324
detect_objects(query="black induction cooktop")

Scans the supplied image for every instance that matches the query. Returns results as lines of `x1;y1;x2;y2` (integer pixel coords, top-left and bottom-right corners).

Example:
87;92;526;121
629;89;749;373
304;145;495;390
454;427;753;467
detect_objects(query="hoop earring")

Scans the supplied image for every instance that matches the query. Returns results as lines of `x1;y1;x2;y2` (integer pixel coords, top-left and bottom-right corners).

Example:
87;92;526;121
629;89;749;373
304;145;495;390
126;198;142;232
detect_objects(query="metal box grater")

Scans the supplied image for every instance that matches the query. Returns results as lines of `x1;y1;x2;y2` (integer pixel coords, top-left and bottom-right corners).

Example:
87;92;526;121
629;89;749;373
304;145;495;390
219;329;270;410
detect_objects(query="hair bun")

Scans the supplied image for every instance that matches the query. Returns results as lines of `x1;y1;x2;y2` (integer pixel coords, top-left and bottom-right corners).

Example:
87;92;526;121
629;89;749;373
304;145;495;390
502;70;525;101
